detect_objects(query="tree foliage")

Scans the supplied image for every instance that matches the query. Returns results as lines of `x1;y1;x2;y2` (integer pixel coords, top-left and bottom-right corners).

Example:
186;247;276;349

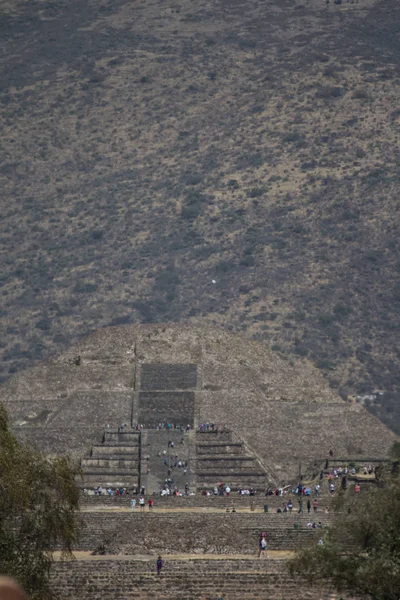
289;451;400;600
0;404;81;599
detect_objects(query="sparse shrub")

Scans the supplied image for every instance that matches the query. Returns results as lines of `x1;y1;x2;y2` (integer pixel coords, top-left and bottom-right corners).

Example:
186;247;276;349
183;173;202;186
181;190;208;220
89;229;104;241
294;345;308;357
352;88;370;100
283;131;305;145
247;187;265;198
35;317;52;331
73;282;98;293
314;53;330;63
333;303;352;317
316;86;343;99
323;64;337;78
364;250;381;263
316;358;335;370
300;161;317;171
154;268;181;290
240;255;255;267
215;260;233;273
318;313;334;326
227;179;239;189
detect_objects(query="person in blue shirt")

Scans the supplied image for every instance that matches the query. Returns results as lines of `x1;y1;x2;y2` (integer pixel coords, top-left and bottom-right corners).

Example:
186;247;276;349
157;556;163;576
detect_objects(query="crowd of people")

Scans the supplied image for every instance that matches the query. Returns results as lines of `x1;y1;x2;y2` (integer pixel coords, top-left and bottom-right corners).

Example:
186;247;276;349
157;438;190;496
111;422;193;432
198;423;221;431
83;485;146;496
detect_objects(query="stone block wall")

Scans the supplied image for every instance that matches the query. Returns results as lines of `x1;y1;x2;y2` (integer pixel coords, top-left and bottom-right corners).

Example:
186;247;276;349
140;364;197;390
77;512;330;555
80;494;330;510
138;392;195;427
51;558;348;600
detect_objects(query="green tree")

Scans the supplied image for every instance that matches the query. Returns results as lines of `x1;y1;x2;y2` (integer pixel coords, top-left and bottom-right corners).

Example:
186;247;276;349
289;450;400;600
0;404;81;599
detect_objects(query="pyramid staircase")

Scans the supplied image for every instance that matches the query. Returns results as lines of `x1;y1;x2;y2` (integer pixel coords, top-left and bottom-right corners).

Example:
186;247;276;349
80;429;141;489
195;429;267;490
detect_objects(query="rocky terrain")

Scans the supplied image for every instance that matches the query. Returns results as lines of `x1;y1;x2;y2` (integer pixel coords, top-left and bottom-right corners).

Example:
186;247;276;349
0;0;399;431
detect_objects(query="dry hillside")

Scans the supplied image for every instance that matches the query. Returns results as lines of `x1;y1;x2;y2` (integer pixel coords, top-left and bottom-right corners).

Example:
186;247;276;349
0;0;400;431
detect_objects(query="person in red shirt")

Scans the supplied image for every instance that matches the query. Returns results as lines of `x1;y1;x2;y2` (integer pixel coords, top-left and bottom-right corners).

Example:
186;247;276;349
354;484;360;493
148;498;154;509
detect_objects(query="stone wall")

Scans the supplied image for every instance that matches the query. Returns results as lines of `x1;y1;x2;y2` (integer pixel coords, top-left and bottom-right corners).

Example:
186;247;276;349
51;558;348;600
80;494;329;509
138;392;195;427
77;512;331;554
140;364;197;390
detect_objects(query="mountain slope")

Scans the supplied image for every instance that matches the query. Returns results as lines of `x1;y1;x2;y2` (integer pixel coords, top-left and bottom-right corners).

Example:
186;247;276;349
0;0;399;431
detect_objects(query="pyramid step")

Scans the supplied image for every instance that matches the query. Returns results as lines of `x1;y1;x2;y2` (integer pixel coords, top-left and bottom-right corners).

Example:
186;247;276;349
81;458;138;469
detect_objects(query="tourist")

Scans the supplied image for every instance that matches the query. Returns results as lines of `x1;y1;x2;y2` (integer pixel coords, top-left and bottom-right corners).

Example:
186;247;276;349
313;498;319;512
258;536;267;558
288;499;293;512
354;483;360;493
307;499;311;514
314;483;320;497
130;498;136;510
283;502;288;513
148;498;153;510
225;485;231;496
157;555;163;576
139;496;145;511
298;499;303;514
